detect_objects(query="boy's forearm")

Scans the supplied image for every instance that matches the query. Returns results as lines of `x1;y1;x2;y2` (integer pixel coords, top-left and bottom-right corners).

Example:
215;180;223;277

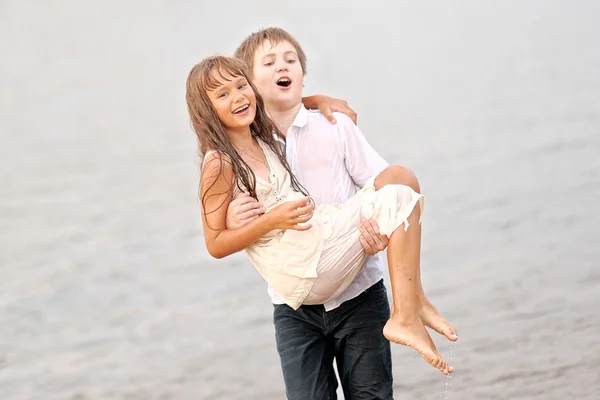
207;214;274;258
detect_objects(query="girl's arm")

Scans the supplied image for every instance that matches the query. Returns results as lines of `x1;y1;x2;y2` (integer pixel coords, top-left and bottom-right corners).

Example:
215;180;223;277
302;95;357;125
200;153;274;259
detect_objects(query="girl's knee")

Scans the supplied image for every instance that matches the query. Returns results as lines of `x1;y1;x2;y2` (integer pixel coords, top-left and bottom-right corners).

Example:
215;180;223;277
380;165;420;193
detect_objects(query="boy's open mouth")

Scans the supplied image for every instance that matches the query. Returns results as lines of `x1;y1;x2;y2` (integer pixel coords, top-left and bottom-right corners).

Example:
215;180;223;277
233;104;249;114
276;78;291;88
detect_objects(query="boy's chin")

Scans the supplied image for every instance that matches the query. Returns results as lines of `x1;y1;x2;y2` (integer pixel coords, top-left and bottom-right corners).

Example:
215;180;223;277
272;92;303;108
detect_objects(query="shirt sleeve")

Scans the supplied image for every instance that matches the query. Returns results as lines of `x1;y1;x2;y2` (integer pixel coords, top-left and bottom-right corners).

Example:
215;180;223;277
335;113;389;188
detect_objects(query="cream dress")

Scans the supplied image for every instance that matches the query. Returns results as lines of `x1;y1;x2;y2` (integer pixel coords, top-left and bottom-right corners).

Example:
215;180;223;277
205;139;423;310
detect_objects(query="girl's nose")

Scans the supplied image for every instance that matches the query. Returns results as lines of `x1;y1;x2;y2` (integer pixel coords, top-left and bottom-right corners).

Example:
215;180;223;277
234;91;245;102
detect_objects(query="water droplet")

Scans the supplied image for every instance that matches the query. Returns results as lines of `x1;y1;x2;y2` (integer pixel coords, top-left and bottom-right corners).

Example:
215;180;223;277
440;342;456;399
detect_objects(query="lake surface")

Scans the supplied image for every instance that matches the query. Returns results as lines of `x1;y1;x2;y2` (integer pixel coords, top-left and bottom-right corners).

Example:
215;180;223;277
1;0;599;398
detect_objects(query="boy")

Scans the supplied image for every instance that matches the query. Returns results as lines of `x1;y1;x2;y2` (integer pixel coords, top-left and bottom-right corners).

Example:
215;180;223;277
227;27;456;399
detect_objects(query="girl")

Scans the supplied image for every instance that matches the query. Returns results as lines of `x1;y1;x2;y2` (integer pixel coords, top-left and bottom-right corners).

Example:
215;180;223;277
186;56;453;374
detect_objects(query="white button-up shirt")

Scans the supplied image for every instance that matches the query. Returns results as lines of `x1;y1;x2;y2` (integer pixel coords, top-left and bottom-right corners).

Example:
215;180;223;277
267;105;389;311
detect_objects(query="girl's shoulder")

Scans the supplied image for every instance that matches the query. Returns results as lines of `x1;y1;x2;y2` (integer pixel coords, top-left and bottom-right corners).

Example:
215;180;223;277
202;150;233;170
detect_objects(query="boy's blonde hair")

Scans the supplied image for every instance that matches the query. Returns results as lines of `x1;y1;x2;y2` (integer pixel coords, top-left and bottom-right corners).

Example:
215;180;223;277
234;27;307;76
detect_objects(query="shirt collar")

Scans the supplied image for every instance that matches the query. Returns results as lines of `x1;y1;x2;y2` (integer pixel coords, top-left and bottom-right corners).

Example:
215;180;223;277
290;104;309;129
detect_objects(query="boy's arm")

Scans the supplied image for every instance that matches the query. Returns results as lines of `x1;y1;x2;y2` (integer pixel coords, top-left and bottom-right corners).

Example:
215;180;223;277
225;192;265;229
337;114;389;188
359;220;389;255
302;95;357;125
337;114;391;255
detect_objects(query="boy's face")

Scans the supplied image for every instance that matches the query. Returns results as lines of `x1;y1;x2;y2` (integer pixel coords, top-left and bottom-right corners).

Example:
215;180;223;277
251;39;304;112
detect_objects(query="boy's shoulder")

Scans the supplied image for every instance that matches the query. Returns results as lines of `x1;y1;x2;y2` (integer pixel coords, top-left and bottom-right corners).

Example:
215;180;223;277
305;108;357;131
298;110;358;154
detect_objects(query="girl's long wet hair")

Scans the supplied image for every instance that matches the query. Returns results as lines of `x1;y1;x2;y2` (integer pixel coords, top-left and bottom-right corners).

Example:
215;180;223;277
185;56;309;217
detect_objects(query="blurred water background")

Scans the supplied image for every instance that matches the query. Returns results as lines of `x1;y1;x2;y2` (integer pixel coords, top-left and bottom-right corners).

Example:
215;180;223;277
1;0;599;399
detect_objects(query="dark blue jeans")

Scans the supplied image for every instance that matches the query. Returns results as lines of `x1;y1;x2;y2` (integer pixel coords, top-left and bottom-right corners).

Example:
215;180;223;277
273;279;393;400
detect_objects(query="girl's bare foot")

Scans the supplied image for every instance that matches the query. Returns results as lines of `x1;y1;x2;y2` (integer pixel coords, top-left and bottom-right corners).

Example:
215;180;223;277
391;300;458;342
418;296;458;342
383;315;452;374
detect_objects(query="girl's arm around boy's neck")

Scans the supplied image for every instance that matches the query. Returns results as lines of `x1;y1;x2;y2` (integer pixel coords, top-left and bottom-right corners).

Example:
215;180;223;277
200;152;274;259
301;94;358;125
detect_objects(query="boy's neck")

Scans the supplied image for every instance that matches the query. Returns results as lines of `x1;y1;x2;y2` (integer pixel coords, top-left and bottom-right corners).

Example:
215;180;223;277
266;102;302;137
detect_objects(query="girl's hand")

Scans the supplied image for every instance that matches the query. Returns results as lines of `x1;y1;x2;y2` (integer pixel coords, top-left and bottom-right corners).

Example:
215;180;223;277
266;197;314;231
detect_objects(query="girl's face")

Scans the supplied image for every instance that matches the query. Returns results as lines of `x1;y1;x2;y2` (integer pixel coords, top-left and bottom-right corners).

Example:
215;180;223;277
205;69;256;134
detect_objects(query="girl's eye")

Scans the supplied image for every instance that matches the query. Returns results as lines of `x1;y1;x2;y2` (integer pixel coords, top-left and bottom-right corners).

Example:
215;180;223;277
239;83;247;89
219;92;227;98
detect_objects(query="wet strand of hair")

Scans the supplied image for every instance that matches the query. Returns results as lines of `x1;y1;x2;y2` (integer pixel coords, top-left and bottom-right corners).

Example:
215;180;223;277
234;145;269;168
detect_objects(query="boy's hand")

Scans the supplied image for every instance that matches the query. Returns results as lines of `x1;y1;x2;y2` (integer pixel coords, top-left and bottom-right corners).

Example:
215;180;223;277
225;192;266;229
302;95;357;124
359;220;389;255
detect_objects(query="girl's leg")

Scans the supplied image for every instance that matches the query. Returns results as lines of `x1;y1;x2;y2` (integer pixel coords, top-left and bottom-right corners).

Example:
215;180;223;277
376;165;457;341
373;165;452;374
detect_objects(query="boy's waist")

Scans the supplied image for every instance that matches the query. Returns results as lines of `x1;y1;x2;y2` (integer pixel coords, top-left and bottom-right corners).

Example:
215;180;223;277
268;253;385;311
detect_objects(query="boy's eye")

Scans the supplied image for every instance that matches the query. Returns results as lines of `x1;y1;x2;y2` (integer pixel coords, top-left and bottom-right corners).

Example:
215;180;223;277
264;61;274;66
286;59;296;64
